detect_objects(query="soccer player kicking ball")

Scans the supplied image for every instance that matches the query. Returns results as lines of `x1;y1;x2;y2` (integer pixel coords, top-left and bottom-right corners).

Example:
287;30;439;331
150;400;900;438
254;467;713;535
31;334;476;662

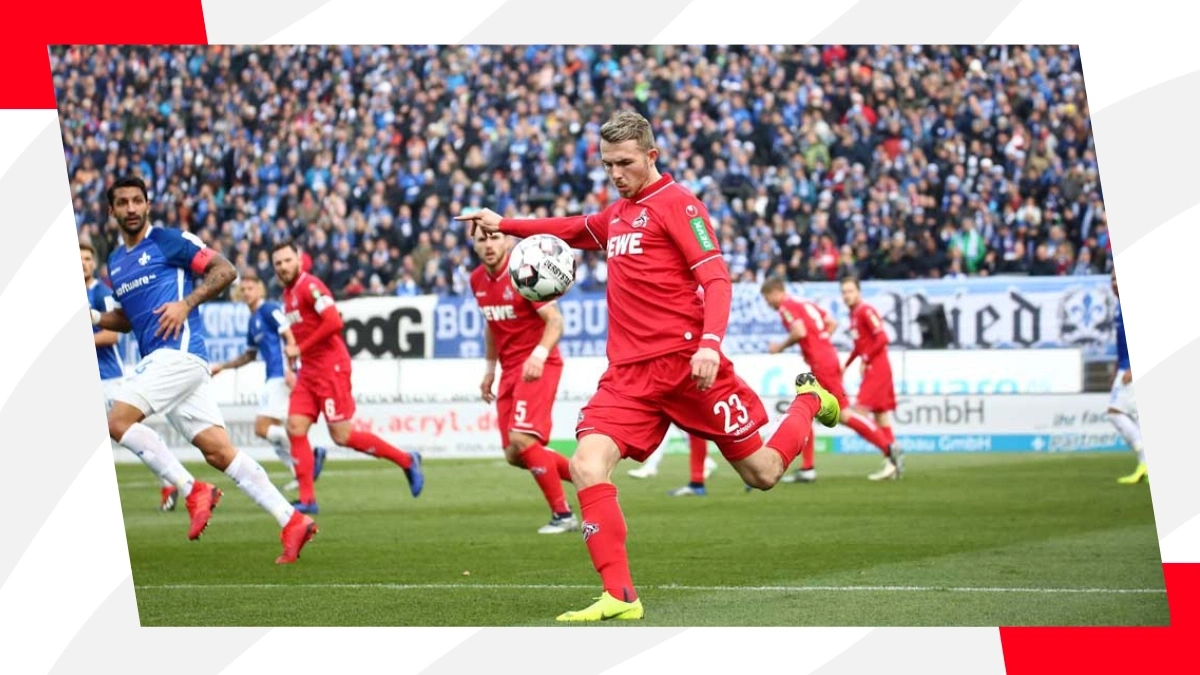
456;111;840;622
271;241;424;514
210;271;328;492
94;176;316;564
1109;270;1147;484
472;230;578;533
839;276;903;481
761;277;900;483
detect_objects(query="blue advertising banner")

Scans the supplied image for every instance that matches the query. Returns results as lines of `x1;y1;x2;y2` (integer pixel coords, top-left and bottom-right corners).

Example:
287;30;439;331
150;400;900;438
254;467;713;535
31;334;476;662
116;274;1117;366
432;275;1117;362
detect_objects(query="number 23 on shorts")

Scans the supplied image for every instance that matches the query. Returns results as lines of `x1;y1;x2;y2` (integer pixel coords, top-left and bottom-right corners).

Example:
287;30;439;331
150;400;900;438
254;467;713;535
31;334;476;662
713;393;749;433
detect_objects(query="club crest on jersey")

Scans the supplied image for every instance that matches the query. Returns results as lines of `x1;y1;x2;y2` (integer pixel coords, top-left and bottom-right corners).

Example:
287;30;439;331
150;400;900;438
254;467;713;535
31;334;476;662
581;521;600;542
631;208;648;229
502;285;513;301
685;204;698;218
138;251;151;266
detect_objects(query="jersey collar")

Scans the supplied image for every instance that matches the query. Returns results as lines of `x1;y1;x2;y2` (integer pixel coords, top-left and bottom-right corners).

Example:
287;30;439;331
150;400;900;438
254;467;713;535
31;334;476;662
631;173;674;203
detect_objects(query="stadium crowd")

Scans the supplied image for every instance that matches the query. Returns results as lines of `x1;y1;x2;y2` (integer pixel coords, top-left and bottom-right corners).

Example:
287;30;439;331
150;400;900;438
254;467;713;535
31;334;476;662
53;44;1111;299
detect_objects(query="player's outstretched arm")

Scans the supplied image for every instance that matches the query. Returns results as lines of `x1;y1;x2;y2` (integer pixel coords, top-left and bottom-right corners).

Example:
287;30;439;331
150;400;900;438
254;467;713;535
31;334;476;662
91;307;132;333
455;207;606;251
523;302;565;382
211;348;256;376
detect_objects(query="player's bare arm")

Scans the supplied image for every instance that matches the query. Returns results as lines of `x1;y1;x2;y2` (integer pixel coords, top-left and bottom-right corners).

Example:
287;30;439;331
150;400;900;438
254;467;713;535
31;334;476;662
93;328;121;348
456;207;604;251
481;324;497;404
282;327;298;387
523;302;564;382
154;254;237;340
769;320;807;354
91;306;132;333
211;348;257;376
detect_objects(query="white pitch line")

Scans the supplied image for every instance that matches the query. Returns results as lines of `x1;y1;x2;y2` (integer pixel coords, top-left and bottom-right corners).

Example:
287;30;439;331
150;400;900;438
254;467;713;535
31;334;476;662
135;582;1165;595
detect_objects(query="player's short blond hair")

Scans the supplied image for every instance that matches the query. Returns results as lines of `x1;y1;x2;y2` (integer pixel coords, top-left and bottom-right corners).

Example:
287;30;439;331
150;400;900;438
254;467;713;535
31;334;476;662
600;111;655;152
760;276;786;295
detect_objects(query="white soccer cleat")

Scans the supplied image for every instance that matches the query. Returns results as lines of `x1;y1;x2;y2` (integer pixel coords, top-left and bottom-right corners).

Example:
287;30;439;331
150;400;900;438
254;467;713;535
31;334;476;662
538;514;579;534
627;466;658;479
703;457;718;480
868;459;899;481
282;479;300;492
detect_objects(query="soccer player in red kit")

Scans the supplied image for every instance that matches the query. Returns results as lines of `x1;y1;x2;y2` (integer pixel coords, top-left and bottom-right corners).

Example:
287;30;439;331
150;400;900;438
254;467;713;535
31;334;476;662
272;241;424;512
762;277;899;483
841;275;903;481
472;229;578;534
456;111;841;622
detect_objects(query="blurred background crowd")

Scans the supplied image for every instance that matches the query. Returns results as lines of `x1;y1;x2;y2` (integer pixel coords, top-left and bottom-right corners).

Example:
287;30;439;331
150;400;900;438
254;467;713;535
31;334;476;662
53;44;1111;299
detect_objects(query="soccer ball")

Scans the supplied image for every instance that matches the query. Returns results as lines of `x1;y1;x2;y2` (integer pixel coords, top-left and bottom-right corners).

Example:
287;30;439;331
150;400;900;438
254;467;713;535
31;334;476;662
508;234;576;302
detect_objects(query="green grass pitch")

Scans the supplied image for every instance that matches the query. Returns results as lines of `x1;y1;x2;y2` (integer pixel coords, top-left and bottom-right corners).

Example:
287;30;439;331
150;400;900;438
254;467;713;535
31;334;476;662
117;451;1167;627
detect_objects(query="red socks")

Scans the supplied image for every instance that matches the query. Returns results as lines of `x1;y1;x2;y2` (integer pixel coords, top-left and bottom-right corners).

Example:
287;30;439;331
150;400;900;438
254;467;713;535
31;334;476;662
578;483;636;603
766;393;820;467
289;434;316;503
688;435;708;485
520;443;571;515
553;449;572;482
881;425;896;447
843;411;892;458
800;431;815;471
346;431;413;469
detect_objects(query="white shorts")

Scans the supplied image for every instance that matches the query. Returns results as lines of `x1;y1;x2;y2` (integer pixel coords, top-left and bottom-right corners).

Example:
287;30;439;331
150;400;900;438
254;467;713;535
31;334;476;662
1108;370;1138;417
102;377;124;411
258;377;291;420
115;350;225;442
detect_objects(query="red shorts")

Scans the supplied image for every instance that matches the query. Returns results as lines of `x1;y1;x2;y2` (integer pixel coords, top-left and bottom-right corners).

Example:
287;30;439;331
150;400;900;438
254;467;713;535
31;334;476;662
856;357;896;412
289;362;356;424
809;361;849;410
496;361;563;447
576;352;769;463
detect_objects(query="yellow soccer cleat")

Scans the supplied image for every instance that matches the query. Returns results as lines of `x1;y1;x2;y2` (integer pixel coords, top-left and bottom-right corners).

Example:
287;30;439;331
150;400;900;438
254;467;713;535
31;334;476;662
1117;462;1148;485
795;373;840;428
555;592;645;622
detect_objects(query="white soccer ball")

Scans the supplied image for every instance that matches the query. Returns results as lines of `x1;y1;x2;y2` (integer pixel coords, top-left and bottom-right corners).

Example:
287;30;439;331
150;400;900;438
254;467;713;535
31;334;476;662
508;234;576;302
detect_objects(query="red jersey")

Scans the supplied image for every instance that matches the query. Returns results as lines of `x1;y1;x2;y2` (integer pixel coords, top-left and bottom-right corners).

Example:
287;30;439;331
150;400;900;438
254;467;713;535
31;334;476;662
282;271;351;372
470;254;563;372
501;173;728;367
778;296;839;369
847;301;890;366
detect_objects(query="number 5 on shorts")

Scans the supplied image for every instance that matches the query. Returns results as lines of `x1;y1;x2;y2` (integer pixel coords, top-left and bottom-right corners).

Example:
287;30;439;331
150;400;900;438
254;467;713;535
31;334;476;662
713;394;749;433
514;400;528;425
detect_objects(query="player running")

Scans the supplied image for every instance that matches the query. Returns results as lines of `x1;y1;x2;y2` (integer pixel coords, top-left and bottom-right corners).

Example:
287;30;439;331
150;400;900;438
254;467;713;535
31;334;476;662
761;277;899;483
271;240;424;514
456;110;840;622
93;176;316;564
1108;269;1147;484
472;229;578;534
210;271;328;491
85;241;178;510
839;275;903;481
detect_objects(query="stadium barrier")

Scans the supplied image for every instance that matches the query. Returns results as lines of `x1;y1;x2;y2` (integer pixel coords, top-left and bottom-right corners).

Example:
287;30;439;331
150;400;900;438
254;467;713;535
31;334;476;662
116;391;1128;463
